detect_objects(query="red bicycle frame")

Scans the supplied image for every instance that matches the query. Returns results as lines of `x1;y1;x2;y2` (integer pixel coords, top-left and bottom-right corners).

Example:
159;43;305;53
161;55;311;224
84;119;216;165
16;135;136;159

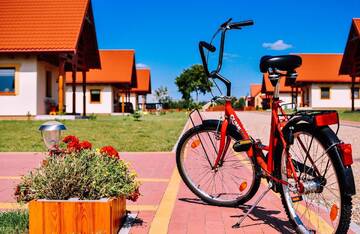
213;98;300;187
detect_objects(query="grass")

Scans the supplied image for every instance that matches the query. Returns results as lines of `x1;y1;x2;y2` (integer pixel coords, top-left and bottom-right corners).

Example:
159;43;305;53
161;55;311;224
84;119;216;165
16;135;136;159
0;210;28;234
0;112;188;152
337;109;360;122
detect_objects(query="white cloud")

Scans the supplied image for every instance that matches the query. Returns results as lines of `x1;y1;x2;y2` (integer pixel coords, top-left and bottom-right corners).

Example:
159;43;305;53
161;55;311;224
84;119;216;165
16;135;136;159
262;40;293;51
136;63;149;68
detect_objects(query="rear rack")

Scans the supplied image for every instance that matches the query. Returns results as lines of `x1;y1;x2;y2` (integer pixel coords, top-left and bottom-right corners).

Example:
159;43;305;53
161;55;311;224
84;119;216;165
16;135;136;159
281;110;340;134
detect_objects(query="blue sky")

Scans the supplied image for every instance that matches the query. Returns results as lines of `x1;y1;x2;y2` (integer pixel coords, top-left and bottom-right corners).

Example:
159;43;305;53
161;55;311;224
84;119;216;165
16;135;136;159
92;0;359;100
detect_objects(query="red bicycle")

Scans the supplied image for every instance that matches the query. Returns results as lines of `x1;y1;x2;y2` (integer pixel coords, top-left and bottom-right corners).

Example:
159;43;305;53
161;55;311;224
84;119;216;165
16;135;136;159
176;18;355;233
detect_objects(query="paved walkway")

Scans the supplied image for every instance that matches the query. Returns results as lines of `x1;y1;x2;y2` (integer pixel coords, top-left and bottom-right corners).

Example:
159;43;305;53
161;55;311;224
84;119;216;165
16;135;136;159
0;111;359;233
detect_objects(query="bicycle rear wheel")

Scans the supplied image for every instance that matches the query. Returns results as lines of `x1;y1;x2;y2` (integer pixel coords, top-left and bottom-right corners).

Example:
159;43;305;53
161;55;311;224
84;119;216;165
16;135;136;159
278;123;353;234
176;122;260;207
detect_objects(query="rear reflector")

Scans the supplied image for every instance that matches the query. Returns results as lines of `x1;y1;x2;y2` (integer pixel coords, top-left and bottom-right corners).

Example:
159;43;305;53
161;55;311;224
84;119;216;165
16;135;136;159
314;112;338;127
338;143;353;166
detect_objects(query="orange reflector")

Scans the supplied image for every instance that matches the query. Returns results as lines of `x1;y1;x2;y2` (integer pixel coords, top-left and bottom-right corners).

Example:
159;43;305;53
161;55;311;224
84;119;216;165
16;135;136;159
191;139;201;149
291;196;303;203
330;204;339;221
239;181;247;192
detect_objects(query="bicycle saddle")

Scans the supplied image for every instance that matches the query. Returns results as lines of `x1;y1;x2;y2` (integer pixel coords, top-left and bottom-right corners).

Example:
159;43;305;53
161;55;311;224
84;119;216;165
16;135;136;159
259;55;302;73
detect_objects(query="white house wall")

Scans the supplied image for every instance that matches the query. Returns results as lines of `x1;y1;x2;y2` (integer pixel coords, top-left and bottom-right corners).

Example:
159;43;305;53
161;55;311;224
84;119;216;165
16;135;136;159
310;83;360;108
0;56;38;115
65;85;113;114
278;93;302;109
129;93;137;110
36;61;58;115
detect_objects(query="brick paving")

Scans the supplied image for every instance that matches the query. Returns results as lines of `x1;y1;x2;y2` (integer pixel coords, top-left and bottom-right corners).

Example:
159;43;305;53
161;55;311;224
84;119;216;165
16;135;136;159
0;112;359;233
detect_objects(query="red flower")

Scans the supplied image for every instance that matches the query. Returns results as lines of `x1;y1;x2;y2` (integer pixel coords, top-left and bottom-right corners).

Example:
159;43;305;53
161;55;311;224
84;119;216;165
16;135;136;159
67;141;80;152
127;188;140;202
100;146;119;159
63;135;79;144
79;141;92;150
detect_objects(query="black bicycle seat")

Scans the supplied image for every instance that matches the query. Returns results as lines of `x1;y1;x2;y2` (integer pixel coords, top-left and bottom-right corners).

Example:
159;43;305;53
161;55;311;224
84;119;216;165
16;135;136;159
259;55;302;73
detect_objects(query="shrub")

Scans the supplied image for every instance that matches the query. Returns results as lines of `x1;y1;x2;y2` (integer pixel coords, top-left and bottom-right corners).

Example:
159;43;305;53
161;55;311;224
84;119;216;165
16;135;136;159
15;136;140;202
132;111;141;121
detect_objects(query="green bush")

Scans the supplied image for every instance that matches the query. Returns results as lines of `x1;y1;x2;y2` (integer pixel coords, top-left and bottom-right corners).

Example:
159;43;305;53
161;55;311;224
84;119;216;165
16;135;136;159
132;111;141;121
15;136;140;202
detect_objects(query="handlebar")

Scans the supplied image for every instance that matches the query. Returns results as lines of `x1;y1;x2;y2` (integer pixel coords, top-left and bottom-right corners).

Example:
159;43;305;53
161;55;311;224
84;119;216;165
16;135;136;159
199;18;254;96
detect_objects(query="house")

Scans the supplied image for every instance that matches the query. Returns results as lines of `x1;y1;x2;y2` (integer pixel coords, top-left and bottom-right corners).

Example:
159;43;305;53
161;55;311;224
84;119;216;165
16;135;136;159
65;50;151;114
261;74;300;109
0;0;100;116
339;18;360;111
295;54;359;108
246;84;262;109
130;68;152;111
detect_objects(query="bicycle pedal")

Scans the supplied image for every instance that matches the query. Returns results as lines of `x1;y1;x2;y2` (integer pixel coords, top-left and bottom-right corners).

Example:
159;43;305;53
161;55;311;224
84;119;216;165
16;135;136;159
291;195;303;203
233;139;252;152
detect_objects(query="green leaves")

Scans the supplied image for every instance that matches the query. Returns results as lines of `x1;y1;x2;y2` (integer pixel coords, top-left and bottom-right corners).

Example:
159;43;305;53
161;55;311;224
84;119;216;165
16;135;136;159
15;151;140;202
175;64;212;102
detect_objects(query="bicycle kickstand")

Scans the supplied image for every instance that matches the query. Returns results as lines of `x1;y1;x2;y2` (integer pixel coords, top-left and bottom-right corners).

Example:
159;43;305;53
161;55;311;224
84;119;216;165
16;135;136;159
232;181;273;229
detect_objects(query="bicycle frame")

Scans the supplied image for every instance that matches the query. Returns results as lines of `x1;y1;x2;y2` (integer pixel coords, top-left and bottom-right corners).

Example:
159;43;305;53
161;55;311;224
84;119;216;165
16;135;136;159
213;97;300;187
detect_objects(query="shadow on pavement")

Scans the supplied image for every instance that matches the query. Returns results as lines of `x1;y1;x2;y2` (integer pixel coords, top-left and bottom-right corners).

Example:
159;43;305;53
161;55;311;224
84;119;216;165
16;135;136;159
178;197;294;233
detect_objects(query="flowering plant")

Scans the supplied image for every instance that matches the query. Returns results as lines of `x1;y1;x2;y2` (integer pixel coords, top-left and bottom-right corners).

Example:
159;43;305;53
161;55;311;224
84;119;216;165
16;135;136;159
15;135;140;202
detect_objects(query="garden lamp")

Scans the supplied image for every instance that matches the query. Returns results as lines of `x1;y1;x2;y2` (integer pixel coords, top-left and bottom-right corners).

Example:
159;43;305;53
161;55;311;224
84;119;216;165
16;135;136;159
39;121;67;151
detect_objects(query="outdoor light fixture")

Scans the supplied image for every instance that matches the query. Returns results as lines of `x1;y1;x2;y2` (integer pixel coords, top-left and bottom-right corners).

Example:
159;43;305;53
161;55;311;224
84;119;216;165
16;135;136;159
39;121;67;151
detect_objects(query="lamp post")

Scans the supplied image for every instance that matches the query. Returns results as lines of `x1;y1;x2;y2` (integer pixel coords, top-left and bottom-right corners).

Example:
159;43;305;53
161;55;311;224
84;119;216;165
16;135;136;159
39;121;67;151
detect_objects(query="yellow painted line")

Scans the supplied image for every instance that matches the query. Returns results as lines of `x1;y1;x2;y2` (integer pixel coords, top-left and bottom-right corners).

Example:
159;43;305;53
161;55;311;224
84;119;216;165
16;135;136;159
137;178;169;183
0;176;21;180
127;205;158;211
0;203;27;210
149;169;181;234
295;201;333;233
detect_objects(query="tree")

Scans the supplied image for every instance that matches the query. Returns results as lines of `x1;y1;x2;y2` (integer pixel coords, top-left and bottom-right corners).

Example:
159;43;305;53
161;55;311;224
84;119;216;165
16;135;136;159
154;86;170;103
175;64;212;103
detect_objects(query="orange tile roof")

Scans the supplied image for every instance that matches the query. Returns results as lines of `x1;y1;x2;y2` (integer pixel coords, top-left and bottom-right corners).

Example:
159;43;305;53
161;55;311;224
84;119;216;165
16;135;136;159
261;74;293;94
131;69;151;94
354;18;360;35
296;54;352;83
0;0;90;52
66;50;136;85
339;18;360;75
250;84;261;97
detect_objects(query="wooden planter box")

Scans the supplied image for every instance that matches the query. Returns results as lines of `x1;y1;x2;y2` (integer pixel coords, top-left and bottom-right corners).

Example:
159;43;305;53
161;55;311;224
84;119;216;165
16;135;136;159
29;197;126;234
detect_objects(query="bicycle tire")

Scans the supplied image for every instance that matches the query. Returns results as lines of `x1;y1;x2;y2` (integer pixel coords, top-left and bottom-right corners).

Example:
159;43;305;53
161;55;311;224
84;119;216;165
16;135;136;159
276;123;353;234
176;121;261;207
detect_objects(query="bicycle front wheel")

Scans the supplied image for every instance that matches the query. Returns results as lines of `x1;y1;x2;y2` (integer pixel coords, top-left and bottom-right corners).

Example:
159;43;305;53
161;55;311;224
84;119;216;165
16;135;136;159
176;122;260;207
278;123;353;234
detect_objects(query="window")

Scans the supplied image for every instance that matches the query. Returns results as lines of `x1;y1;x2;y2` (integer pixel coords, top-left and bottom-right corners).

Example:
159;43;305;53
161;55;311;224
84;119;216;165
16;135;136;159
353;87;359;99
320;87;330;99
90;89;101;103
0;68;15;95
45;71;52;98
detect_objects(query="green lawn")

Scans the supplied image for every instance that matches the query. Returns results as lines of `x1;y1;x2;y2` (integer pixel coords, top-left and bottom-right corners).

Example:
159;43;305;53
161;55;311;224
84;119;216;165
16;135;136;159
0;210;28;234
0;112;188;152
338;110;360;122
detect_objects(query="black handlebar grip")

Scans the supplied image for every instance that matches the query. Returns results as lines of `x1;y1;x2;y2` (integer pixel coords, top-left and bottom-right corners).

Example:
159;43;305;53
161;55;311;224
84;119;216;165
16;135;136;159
199;41;216;52
229;20;254;29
